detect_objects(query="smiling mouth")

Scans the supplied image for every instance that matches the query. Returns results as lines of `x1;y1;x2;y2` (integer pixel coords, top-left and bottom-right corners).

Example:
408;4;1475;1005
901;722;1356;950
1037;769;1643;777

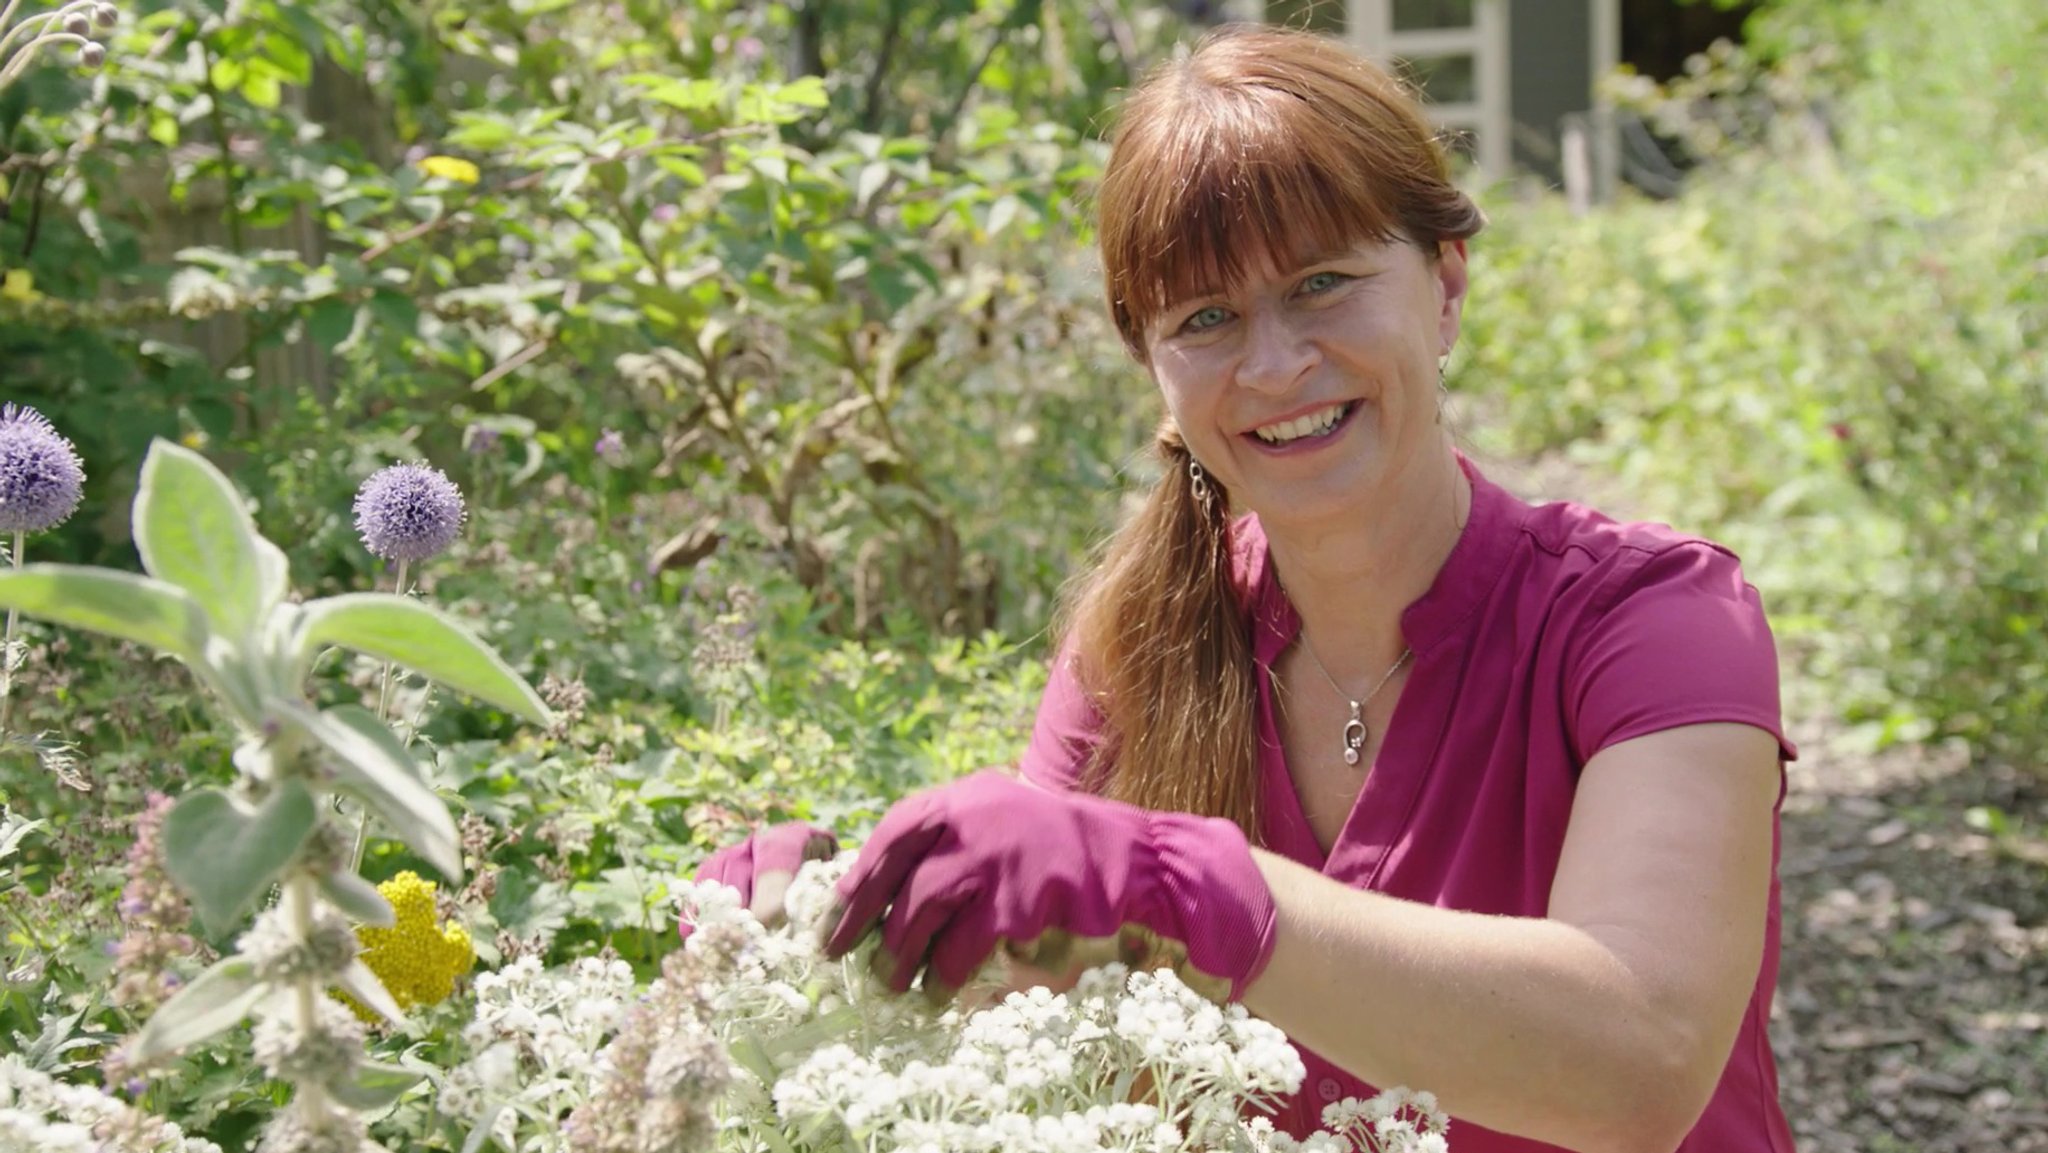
1251;402;1358;446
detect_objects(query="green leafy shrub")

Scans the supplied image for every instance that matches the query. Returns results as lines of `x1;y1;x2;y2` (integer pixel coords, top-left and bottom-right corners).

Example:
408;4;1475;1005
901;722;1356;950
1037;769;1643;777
1464;0;2048;763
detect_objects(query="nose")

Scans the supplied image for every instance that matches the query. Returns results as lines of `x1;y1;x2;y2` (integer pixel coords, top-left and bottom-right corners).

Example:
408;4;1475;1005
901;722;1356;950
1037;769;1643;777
1234;307;1317;395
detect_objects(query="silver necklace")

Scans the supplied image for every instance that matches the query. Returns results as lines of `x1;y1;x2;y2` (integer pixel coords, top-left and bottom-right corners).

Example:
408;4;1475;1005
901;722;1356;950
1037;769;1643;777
1295;635;1411;766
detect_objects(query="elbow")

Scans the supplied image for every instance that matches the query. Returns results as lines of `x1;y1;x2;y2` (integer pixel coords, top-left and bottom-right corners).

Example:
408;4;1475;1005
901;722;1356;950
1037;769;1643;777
1574;1027;1726;1153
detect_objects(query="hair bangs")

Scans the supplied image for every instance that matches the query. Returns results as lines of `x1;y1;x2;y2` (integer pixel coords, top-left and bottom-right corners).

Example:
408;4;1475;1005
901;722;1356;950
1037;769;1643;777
1104;81;1407;350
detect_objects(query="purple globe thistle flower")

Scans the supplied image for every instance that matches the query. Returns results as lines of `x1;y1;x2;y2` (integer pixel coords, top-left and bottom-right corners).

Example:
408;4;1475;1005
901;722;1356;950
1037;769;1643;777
0;403;86;535
463;423;501;455
352;462;466;562
594;428;627;465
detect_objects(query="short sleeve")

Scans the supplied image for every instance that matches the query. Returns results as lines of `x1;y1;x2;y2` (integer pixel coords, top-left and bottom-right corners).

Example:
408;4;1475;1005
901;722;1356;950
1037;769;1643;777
1016;642;1108;794
1565;542;1798;765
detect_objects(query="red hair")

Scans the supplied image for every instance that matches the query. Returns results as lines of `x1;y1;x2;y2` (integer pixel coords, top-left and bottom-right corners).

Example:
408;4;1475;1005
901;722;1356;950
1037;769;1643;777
1063;26;1485;837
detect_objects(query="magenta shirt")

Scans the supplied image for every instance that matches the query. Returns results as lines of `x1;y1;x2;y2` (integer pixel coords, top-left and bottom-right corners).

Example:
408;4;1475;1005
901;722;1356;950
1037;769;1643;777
1020;461;1798;1152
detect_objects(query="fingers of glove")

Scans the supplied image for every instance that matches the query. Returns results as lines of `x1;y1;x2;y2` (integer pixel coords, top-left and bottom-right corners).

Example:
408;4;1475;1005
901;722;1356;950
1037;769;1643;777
694;839;758;908
823;813;947;958
925;898;1003;993
755;822;837;874
877;880;976;994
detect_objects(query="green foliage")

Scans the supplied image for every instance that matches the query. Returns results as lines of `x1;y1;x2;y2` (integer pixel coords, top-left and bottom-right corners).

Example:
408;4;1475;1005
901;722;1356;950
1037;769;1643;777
2;0;1168;621
127;956;265;1067
1471;0;2048;764
163;782;319;936
3;0;2040;1144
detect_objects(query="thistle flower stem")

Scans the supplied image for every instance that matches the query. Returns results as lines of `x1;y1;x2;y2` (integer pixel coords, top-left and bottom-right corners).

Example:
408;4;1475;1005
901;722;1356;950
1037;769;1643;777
350;559;407;871
0;531;22;739
374;560;408;720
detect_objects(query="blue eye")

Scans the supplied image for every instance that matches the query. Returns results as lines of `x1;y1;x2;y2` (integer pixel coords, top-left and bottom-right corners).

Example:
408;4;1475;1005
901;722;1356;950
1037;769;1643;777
1183;306;1231;332
1301;271;1346;294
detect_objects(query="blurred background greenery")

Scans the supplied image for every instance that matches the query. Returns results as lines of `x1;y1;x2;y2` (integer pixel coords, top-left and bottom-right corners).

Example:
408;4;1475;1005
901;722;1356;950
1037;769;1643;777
2;0;2043;813
0;0;2040;859
1;0;2043;1143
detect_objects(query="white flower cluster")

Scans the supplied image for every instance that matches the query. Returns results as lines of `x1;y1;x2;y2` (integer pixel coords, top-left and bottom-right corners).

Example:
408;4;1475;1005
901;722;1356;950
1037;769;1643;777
1241;1091;1452;1153
436;954;639;1152
0;1054;223;1153
430;854;1451;1153
759;963;1305;1153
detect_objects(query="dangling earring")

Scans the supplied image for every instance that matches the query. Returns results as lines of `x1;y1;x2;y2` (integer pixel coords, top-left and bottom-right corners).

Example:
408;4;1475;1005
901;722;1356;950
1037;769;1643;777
1188;458;1214;511
1436;359;1451;425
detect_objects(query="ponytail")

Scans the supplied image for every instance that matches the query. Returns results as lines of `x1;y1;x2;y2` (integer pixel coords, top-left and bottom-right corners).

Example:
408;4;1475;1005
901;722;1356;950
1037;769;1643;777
1056;424;1262;840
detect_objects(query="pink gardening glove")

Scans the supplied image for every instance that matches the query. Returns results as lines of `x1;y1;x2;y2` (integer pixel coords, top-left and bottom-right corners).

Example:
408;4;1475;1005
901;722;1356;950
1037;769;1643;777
685;820;838;937
821;770;1277;1001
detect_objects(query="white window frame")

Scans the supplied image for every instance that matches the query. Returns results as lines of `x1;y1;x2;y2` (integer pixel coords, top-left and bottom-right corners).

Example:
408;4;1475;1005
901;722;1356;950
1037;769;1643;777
1344;0;1512;178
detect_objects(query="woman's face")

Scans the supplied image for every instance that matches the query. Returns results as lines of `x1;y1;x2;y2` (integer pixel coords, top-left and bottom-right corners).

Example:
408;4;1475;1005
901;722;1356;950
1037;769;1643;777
1143;236;1469;529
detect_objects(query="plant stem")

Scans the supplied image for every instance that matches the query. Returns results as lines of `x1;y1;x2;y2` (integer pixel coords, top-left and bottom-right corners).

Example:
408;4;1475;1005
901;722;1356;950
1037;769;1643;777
350;560;407;871
0;530;22;739
196;38;245;255
0;889;53;955
281;872;330;1123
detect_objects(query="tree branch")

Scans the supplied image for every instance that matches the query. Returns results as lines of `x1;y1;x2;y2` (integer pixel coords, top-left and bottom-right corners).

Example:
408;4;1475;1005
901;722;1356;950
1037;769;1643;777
860;0;908;132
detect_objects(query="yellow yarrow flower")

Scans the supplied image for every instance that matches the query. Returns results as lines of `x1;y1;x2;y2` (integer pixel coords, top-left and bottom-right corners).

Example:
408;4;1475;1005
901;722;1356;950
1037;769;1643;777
354;871;474;1014
416;155;481;185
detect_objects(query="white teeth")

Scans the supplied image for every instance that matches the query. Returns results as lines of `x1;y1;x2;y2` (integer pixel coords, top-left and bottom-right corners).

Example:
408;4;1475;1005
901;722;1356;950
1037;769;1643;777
1254;404;1346;444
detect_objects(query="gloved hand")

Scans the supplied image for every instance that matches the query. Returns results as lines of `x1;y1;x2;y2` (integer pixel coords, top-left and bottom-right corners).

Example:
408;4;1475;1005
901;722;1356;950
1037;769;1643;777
685;820;838;937
821;769;1276;1001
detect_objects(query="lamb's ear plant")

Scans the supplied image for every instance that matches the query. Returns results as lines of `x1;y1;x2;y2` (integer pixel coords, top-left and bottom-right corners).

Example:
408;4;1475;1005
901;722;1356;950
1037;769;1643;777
0;439;550;1151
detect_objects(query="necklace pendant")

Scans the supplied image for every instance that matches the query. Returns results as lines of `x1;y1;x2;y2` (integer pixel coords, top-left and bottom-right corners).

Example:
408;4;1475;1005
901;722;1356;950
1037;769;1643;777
1341;703;1368;767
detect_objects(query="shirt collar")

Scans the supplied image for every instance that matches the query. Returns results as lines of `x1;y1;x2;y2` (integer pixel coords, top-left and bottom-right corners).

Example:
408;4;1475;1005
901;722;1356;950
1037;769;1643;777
1243;454;1526;668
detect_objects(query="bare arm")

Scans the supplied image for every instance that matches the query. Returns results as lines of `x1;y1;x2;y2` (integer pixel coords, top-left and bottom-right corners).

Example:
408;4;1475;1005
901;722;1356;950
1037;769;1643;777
1240;723;1780;1153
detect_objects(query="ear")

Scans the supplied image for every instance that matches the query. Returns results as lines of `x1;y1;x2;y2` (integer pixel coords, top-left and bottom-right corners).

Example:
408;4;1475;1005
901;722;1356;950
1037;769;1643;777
1434;238;1471;358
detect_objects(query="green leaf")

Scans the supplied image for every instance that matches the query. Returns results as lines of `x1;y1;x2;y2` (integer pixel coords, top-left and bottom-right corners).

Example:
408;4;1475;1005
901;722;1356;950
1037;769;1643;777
305;299;358;349
462;1105;509;1153
292;594;549;724
0;567;209;666
133;440;289;640
987;194;1020;237
163;782;320;938
285;702;461;881
336;957;404;1025
856;162;890;212
128;956;266;1066
0;809;43;863
775;76;830;109
318;869;396;929
329;1059;424;1111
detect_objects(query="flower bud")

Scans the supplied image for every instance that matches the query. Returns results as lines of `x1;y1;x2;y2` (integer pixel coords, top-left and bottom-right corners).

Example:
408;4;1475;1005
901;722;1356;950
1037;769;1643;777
65;12;91;36
80;42;106;68
95;2;118;27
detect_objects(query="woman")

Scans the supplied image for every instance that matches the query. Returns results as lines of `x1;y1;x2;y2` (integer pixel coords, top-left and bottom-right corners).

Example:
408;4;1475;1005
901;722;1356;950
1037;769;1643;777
700;25;1797;1153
